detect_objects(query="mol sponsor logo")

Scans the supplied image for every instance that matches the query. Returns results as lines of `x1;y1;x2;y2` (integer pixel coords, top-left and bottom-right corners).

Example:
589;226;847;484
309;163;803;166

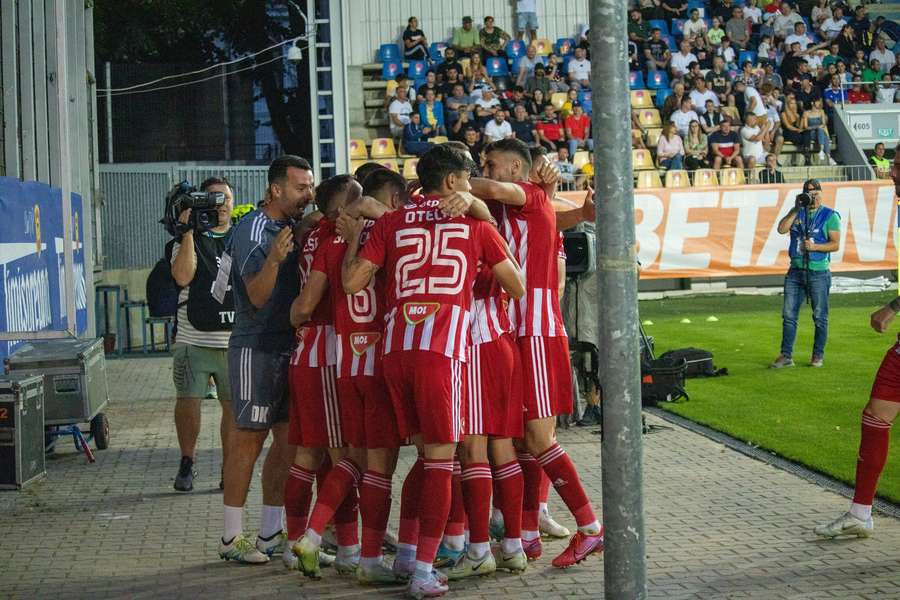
402;302;440;325
350;332;381;356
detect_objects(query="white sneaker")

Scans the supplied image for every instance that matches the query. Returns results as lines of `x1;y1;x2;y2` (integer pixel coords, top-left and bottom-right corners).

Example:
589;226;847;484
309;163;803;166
283;541;299;570
219;534;270;564
408;571;450;599
828;157;837;165
818;150;826;161
539;511;571;539
256;530;287;556
335;550;361;576
814;512;874;539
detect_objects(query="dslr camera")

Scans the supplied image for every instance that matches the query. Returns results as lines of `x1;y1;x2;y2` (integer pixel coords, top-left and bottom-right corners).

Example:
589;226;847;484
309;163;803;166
161;180;225;237
795;192;812;208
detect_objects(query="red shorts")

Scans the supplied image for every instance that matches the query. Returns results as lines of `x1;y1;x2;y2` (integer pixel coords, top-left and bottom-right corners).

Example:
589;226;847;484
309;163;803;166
382;350;466;444
338;375;402;449
288;364;343;448
517;335;573;421
468;335;524;438
870;341;900;403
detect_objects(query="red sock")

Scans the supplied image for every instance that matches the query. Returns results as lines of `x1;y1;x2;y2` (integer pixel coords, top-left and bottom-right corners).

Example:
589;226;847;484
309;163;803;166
399;457;424;547
444;462;466;537
307;458;361;537
537;443;596;528
853;412;893;506
416;459;454;566
539;471;551;504
359;471;393;558
461;463;492;544
518;452;541;533
334;486;359;547
285;464;316;540
315;455;332;496
492;478;501;510
493;460;523;539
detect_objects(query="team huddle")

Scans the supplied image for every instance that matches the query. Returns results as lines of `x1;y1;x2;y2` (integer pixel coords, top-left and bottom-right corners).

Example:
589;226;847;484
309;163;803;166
218;140;600;598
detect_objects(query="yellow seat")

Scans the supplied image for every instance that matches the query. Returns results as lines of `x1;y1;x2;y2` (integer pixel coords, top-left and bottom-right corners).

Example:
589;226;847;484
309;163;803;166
349;139;368;160
665;169;691;188
636;108;662;128
531;38;553;56
636;170;663;189
430;136;449;144
350;159;369;173
645;128;663;148
402;158;419;179
632;149;655;171
693;169;719;187
370;138;397;159
581;163;594;178
550;92;567;110
720;167;745;186
379;159;400;173
630;90;653;109
572;151;591;172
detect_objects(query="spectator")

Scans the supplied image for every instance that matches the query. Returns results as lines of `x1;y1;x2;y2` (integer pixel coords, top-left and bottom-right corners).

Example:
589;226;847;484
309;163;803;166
683;8;708;42
711;0;735;24
632;122;647;149
544;54;570;92
502;86;528;114
515;0;539;42
656;122;685;170
384;73;410;109
525;63;552;98
773;3;804;40
744;82;769;120
560;88;579;118
717;36;737;70
786;22;817;52
388;86;413;138
836;25;858;61
744;0;763;29
452;16;479;56
671;39;699;78
446;83;474;120
684;119;709;169
863;59;884;84
759;153;785;183
438;66;464;98
402;17;429;61
758;33;777;65
706;56;733;104
483;110;514;143
450;101;476;139
707;17;726;49
628;8;651;45
436;47;464;82
661;0;687;21
740;113;769;169
870;142;891;178
811;0;831;35
474;87;502;127
837;60;851;85
564;102;593;156
661;81;687;122
871;39;896;74
525;88;547;119
708;118;744;169
701;99;724;134
639;0;662;21
671;97;700;137
801;97;834;164
684;61;705;90
849;48;868;79
466;52;491;92
567;47;592;90
822;42;843;70
554;146;577;186
417;71;440;103
779;42;806;82
726;7;751;49
820;7;845;41
849;4;871;42
764;89;785;158
823;74;847;113
644;28;671;72
402;112;434;156
461;126;484;161
763;62;784;90
876;75;897;105
795;77;822;112
510;104;538;145
690;78;719;114
720;92;742;124
418;88;446;136
480;16;511;57
691;35;713;69
535;103;565;151
780;95;808;159
735;60;761;89
517;44;544;86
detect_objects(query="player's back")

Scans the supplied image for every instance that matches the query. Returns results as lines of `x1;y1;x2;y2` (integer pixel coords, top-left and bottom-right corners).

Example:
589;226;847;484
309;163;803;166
291;219;335;367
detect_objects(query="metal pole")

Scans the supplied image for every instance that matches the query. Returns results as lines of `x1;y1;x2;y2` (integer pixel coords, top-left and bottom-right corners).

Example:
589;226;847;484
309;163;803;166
590;1;647;598
105;61;113;162
222;64;231;161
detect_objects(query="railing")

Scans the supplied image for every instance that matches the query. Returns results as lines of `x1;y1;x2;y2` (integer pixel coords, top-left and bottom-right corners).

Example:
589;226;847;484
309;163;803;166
837;79;899;109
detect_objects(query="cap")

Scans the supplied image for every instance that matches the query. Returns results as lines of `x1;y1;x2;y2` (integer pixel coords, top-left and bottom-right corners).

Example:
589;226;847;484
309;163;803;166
803;178;822;192
463;16;472;23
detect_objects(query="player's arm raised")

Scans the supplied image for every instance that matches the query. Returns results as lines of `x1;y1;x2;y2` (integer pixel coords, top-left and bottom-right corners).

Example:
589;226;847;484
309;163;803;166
469;177;527;206
290;270;327;327
246;226;292;309
340;214;380;294
556;185;595;231
438;191;497;225
490;232;526;299
343;195;391;220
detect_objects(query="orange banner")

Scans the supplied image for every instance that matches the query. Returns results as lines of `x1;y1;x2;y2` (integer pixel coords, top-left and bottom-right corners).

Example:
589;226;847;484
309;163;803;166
559;181;898;279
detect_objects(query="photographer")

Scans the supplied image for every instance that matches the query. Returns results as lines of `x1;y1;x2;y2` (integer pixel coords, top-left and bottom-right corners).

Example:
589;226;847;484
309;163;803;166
170;176;236;492
771;179;841;369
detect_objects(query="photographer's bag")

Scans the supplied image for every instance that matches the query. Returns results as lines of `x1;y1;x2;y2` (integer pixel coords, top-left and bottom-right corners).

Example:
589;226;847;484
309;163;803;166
146;239;181;318
641;356;689;407
658;347;727;378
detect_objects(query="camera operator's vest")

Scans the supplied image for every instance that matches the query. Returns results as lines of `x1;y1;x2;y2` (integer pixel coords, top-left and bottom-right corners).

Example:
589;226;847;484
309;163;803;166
187;232;234;331
789;205;836;266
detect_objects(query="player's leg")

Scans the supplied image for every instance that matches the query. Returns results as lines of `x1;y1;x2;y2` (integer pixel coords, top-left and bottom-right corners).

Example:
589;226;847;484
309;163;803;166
358;444;401;584
538;470;570;538
490;436;527;572
445;434;496;580
395;440;426;580
436;459;466;567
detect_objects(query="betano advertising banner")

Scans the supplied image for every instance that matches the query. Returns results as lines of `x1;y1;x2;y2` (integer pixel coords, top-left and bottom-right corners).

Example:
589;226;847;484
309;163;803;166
0;176;88;361
558;181;897;279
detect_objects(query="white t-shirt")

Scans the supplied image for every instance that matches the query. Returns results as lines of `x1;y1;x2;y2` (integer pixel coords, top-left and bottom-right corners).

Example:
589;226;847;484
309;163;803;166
484;119;513;142
740;124;765;160
744;86;767;116
718;46;736;65
773;13;803;38
785;33;813;51
743;6;762;24
517;0;537;13
568;58;591;81
876;84;897;104
389;99;413;126
870;49;896;72
671;109;699;136
683;19;707;39
690;89;719;114
820;17;844;40
670;51;698;77
475;96;501;111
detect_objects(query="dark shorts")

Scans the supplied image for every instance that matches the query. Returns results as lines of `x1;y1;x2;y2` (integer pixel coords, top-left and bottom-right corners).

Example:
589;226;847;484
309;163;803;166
227;346;290;430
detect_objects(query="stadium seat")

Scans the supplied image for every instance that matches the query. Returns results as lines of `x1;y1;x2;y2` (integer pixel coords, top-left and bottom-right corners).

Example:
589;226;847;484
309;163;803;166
665;169;690;188
687;0;705;15
629;71;646;90
647;70;669;90
402;158;419;179
636;170;663;189
370;138;397;159
550;92;567;110
555;38;576;56
572;151;591;172
378;44;401;62
636;108;662;128
664;35;677;51
672;19;687;38
720;167;745;186
506;40;526;59
531;38;553;56
738;50;757;66
632;149;655;170
630;89;653;109
578;90;592;114
382;62;401;81
350;159;368;173
349;139;368;160
693;169;719;187
486;57;509;77
429;42;448;61
407;60;428;79
645;127;663;147
655;87;673;108
648;20;669;35
430;136;449;144
379;160;400;173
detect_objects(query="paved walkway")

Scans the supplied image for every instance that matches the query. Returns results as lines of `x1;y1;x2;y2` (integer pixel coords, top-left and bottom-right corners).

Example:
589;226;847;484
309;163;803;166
2;357;898;599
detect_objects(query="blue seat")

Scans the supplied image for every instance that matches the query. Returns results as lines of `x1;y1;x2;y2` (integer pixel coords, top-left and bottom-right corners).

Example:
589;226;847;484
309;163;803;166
647;70;669;90
672;19;687;38
407;60;428;79
561;55;571;75
379;44;401;62
506;40;526;59
382;61;401;80
687;0;705;15
733;0;746;6
654;87;673;108
664;35;677;51
629;71;646;90
555;38;576;56
578;89;592;115
649;19;669;35
486;56;509;77
738;50;758;66
429;42;447;61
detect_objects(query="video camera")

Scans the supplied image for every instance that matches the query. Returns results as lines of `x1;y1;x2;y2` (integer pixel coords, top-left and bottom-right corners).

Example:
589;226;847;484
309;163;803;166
161;180;225;237
795;192;812;208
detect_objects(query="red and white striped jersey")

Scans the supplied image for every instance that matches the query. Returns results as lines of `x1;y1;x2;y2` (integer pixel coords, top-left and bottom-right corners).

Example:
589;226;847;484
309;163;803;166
313;220;386;378
470;263;512;346
291;219;337;368
493;181;567;338
359;195;509;362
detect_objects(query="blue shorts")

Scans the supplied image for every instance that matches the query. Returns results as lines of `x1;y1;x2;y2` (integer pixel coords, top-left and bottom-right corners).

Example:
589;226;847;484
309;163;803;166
517;11;538;32
227;346;290;429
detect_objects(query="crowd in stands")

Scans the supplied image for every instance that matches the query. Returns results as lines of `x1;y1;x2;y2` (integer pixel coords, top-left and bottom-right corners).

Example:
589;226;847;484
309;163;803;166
380;0;899;186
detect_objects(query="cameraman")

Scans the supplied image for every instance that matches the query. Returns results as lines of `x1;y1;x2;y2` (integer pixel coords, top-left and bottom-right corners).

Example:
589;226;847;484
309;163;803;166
170;176;236;492
771;179;841;369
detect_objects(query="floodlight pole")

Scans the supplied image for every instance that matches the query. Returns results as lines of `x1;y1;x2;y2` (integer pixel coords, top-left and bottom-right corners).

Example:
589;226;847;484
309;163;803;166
590;1;647;598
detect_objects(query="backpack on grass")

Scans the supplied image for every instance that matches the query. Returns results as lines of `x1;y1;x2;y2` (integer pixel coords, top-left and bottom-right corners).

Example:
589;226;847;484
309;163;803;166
658;347;727;378
641;355;689;407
